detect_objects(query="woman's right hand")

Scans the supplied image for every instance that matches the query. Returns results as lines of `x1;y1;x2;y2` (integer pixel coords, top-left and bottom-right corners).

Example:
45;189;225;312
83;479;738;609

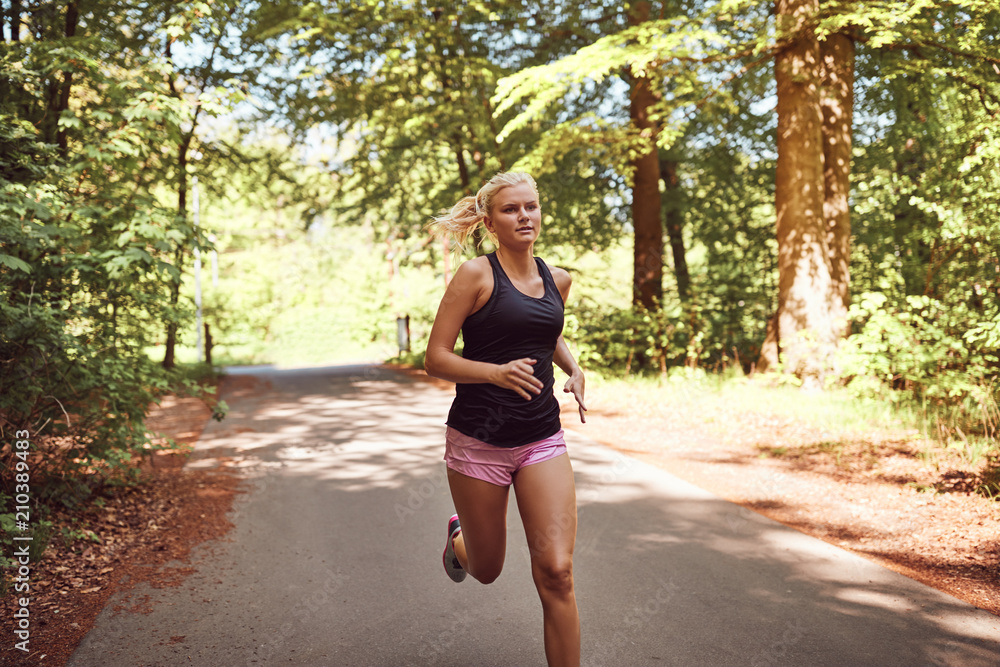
491;358;543;400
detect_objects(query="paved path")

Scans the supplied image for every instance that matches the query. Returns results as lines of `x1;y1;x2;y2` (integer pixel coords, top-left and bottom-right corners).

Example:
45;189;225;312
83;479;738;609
69;366;1000;666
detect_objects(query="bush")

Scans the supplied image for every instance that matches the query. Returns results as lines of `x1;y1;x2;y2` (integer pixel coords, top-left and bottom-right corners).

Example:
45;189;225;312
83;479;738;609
836;292;999;442
566;301;695;376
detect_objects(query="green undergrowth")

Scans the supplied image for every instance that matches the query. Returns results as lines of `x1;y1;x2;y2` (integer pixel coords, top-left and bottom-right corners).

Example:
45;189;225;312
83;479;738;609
586;366;901;434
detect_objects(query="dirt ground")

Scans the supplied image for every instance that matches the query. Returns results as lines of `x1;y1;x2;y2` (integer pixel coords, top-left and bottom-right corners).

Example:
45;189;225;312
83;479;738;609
0;383;244;667
3;367;996;666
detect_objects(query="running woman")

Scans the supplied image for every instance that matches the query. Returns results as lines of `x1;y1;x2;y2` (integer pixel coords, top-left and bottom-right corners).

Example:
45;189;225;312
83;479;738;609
425;171;587;667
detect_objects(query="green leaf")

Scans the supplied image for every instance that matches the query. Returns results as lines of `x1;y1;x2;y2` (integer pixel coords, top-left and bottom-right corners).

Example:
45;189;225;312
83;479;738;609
0;254;32;273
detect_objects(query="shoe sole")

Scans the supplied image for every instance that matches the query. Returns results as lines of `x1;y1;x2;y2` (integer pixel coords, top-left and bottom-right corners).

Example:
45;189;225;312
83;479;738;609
443;514;466;583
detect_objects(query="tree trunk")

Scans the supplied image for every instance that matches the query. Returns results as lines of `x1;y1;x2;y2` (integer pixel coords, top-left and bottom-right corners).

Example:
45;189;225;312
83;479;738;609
629;0;663;310
820;32;854;338
55;1;79;154
445;137;473;276
10;0;22;42
453;136;470;196
162;255;183;370
160;11;234;369
766;0;835;383
163;134;191;370
204;323;213;366
660;157;690;303
0;5;10;102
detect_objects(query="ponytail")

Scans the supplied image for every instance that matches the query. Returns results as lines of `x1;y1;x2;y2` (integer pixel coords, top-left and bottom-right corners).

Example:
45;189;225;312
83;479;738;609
430;193;489;251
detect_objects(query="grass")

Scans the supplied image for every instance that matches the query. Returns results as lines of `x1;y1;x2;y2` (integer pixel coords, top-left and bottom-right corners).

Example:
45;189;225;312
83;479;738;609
583;366;1000;501
584;367;913;438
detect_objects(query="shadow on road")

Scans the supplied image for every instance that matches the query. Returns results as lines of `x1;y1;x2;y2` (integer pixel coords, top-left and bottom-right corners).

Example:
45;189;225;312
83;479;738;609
69;365;1000;667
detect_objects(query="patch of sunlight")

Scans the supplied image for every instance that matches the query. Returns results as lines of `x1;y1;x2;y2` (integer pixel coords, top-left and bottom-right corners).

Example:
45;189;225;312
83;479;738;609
755;527;878;582
275;445;324;460
282;448;443;492
833;587;910;612
627;532;686;546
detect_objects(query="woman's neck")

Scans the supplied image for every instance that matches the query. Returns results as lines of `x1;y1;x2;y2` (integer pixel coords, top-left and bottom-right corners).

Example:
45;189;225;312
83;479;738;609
495;245;536;279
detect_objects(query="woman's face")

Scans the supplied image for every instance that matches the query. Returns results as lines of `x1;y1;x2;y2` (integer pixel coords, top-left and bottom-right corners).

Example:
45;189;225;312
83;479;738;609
485;182;542;250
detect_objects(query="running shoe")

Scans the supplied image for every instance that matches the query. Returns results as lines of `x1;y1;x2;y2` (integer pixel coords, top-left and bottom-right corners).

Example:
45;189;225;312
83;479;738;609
442;514;466;582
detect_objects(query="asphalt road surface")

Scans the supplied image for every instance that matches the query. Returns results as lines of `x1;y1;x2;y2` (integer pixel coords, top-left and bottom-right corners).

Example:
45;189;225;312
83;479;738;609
68;365;1000;666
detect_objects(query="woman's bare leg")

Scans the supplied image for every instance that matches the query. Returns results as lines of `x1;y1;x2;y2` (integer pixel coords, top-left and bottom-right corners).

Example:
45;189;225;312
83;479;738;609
447;468;510;584
513;453;580;667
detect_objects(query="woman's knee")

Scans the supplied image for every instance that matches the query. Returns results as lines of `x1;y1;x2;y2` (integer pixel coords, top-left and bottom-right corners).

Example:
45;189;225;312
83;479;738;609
472;567;503;585
532;557;574;598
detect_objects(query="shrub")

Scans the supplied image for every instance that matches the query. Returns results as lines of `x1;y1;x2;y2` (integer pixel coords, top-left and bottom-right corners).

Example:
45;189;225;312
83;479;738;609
565;301;691;376
836;292;999;442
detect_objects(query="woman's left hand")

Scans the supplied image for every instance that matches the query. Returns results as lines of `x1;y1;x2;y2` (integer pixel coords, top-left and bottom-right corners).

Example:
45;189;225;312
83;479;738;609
563;371;587;423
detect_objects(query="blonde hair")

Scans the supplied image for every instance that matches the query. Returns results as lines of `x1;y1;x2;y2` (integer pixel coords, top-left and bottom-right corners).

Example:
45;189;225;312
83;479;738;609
430;171;538;250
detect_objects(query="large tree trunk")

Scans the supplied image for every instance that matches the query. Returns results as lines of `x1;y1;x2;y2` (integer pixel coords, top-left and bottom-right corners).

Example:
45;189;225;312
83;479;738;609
660;157;690;303
820;32;854;338
629;0;663;310
765;0;836;383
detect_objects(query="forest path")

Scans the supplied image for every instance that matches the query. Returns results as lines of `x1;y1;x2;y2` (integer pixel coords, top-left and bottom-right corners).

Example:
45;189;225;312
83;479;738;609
68;365;1000;666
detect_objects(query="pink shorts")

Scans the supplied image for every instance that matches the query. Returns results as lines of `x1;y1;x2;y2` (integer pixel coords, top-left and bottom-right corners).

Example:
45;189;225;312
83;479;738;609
444;427;568;487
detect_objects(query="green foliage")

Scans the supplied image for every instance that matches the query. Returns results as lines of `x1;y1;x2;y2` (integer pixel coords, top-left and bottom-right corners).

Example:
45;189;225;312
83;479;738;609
842;3;1000;443
246;0;632;265
495;1;774;179
838;293;999;443
0;113;172;501
0;0;248;508
200;203;446;366
566;298;724;377
497;0;1000;446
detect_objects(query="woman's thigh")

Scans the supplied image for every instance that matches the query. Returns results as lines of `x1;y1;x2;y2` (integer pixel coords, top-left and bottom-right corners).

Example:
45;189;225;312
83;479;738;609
512;453;577;565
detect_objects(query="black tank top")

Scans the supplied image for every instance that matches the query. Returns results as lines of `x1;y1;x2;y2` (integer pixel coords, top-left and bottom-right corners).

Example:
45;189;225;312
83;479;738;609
446;252;564;448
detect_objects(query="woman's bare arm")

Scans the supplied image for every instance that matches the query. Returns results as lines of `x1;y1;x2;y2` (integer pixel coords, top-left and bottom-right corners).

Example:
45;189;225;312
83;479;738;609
551;265;587;422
